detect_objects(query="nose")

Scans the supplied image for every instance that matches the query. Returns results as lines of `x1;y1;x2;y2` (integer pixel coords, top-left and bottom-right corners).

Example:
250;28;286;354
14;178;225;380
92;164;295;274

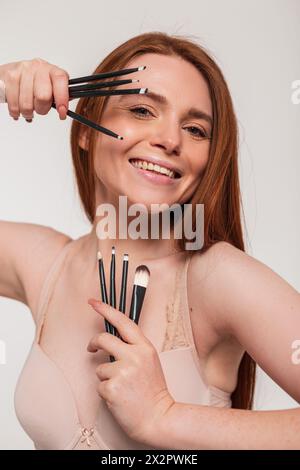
149;120;181;156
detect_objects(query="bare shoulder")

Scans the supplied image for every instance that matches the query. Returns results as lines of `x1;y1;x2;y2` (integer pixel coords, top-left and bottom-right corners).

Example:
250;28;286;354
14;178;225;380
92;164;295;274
187;239;297;337
1;220;72;321
188;242;300;402
186;242;238;355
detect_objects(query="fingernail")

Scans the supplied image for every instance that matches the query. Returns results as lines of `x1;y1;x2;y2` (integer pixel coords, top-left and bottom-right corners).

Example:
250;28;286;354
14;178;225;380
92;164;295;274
26;118;32;123
58;105;67;120
13;117;19;121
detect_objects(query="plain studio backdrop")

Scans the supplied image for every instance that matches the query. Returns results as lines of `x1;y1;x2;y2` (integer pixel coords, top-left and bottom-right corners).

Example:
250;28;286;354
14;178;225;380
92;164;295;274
0;0;299;450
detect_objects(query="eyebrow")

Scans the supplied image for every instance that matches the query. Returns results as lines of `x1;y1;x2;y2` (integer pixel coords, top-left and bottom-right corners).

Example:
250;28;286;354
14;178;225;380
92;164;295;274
119;90;213;127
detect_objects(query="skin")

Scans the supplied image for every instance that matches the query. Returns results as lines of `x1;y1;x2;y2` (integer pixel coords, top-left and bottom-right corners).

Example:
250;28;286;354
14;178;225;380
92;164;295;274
1;54;300;449
85;54;300;448
79;52;212;265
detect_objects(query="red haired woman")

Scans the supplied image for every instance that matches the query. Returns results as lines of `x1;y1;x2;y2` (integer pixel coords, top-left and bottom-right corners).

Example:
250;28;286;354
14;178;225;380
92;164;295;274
0;32;299;450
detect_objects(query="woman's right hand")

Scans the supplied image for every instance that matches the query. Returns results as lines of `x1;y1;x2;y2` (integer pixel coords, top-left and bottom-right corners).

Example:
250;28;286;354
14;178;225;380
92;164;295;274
0;58;69;121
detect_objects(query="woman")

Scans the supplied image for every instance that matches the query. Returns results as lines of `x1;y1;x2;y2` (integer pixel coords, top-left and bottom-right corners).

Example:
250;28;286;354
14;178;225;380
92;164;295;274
0;32;299;450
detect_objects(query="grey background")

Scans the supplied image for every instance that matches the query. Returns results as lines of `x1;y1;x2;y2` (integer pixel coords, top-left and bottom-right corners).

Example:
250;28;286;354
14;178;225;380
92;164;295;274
0;0;299;450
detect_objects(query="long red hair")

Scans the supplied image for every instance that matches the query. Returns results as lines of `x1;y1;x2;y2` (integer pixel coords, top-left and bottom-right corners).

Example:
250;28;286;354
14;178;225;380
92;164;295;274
70;31;256;410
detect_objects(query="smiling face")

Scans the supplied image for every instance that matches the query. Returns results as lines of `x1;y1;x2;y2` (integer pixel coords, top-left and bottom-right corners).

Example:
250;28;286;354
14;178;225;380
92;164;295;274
91;53;213;209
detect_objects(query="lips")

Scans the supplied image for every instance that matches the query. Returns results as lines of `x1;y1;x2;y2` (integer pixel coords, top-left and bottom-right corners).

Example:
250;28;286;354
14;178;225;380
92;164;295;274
128;157;182;179
128;160;179;186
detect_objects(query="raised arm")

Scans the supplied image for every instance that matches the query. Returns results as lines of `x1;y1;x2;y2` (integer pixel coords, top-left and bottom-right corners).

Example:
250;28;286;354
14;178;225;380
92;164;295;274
0;59;71;315
0;221;71;319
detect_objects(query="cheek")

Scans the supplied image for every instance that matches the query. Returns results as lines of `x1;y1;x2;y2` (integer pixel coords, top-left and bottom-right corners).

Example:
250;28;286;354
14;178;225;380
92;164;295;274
101;106;146;142
92;128;138;185
93;118;143;170
188;147;210;178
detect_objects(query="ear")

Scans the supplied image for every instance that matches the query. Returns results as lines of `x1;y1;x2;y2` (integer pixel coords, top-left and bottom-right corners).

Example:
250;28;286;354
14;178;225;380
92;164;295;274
78;128;90;151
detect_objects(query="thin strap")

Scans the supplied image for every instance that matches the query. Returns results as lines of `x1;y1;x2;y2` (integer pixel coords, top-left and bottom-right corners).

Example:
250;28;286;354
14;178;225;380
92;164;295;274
166;254;233;404
179;252;197;349
179;252;221;385
162;254;193;351
35;240;73;343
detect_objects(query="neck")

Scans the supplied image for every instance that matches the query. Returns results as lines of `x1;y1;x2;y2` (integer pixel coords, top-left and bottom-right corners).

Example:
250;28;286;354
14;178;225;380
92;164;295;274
88;223;177;266
87;184;179;265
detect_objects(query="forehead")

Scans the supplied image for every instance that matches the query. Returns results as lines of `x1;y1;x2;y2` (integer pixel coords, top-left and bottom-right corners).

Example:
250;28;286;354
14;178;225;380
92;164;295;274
120;53;212;114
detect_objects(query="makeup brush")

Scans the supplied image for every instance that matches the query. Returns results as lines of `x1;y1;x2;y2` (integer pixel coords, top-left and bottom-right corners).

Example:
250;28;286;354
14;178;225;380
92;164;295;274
69;87;147;99
97;251;113;334
1;66;148;139
97;251;115;363
109;246;116;336
115;253;129;339
68;66;146;85
51;103;123;140
129;265;150;325
68;78;139;94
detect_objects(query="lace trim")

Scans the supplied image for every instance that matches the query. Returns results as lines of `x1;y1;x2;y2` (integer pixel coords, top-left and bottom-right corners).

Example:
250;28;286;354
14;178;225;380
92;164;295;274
162;263;190;351
80;427;94;447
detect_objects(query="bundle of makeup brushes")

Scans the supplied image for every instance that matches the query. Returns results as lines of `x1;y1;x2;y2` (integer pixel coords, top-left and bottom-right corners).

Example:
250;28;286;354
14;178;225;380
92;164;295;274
97;247;150;362
51;66;148;140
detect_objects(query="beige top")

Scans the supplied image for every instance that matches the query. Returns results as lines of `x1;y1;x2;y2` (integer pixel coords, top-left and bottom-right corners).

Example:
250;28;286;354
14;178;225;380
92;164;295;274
14;240;231;450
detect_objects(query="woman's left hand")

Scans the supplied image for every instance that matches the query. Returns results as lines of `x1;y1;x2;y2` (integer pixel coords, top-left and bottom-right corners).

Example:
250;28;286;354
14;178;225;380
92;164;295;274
87;298;175;445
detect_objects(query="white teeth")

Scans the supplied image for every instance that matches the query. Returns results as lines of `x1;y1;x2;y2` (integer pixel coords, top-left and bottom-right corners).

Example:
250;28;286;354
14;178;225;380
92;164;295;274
130;159;176;179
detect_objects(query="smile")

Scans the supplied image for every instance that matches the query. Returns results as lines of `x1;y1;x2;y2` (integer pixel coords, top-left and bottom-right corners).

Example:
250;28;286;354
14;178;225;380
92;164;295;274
129;158;181;180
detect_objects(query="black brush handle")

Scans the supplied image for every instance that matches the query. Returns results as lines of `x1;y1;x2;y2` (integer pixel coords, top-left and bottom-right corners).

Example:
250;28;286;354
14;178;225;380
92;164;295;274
68;78;136;93
98;260;112;334
99;259;115;363
116;258;128;339
51;103;122;140
69;66;146;85
109;251;116;336
129;285;146;325
69;87;147;98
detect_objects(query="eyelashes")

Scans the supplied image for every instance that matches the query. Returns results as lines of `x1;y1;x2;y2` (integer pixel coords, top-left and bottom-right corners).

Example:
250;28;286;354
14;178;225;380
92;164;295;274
129;106;209;140
130;106;152;118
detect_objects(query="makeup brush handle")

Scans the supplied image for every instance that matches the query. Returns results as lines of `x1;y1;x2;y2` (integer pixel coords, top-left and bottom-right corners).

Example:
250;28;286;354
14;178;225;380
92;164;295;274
129;286;146;324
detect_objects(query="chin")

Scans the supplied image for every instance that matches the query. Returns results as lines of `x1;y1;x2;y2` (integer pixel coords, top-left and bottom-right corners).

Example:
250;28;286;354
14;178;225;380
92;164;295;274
125;192;176;208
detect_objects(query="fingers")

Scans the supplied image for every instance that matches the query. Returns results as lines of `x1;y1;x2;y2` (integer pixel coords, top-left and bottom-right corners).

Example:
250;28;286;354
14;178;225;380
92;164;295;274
2;58;70;122
87;331;128;360
33;68;53;115
88;299;145;346
5;68;21;119
19;65;35;120
95;361;116;381
49;67;69;120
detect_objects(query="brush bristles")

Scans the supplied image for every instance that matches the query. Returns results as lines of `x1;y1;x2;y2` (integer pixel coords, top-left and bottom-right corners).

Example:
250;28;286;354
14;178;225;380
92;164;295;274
97;250;102;260
123;254;129;261
112;246;115;255
133;265;150;287
139;88;147;94
138;66;146;71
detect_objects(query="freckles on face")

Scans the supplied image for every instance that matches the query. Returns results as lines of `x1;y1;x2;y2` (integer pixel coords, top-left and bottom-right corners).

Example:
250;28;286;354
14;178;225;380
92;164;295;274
92;53;212;205
92;103;144;194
